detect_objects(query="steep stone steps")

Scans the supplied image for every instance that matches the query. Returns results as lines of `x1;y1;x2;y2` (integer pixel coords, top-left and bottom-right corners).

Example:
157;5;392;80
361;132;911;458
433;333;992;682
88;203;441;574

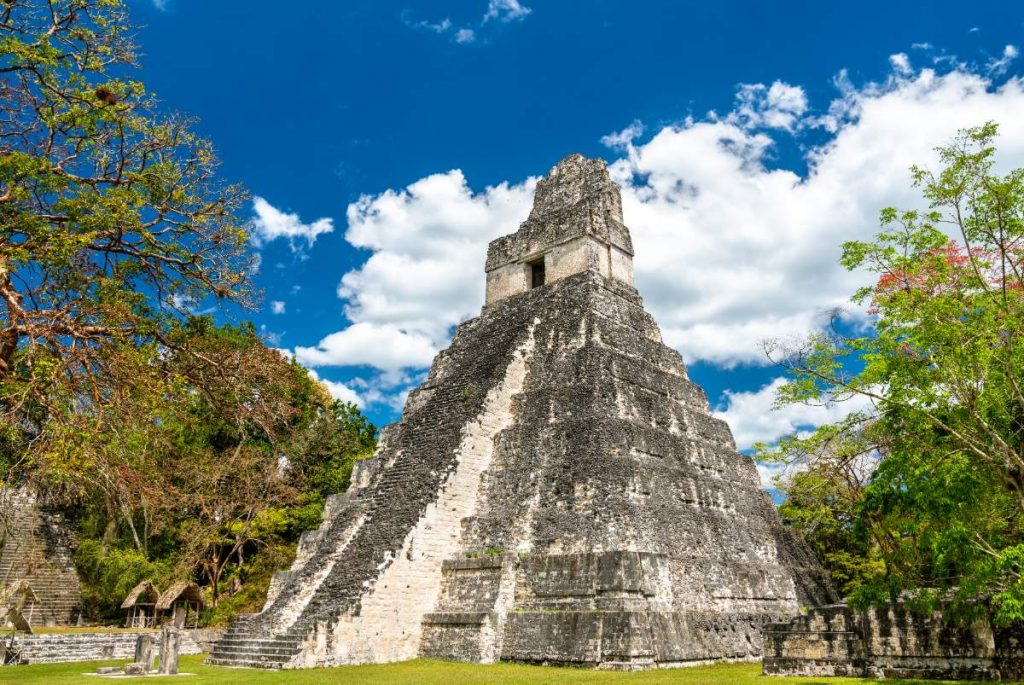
206;619;304;669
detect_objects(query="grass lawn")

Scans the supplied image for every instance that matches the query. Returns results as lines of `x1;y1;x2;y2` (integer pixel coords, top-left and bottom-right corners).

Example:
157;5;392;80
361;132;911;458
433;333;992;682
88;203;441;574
0;656;1006;685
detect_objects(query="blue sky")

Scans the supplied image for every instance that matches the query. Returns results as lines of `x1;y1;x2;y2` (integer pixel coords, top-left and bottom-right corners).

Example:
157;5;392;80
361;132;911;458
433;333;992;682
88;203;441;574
133;1;1024;479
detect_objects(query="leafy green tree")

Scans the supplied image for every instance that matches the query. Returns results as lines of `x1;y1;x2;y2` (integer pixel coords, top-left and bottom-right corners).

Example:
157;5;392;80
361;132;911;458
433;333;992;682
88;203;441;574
763;123;1024;623
0;0;253;488
0;3;380;620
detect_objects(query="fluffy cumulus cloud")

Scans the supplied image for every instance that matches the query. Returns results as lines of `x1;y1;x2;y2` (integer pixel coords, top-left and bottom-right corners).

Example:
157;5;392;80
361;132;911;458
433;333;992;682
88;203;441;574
713;378;875;450
338;171;535;346
270;300;286;315
731;80;809;131
616;68;1024;366
251;197;334;251
889;52;912;75
294;322;441;373
484;0;532;23
305;58;1024;420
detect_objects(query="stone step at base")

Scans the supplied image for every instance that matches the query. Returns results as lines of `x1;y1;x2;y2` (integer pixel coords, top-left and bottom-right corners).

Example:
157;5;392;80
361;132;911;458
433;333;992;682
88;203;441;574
206;656;288;669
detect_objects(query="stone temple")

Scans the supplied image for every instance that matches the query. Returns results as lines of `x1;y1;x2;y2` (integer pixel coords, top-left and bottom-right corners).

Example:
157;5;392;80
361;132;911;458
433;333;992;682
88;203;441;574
210;154;835;669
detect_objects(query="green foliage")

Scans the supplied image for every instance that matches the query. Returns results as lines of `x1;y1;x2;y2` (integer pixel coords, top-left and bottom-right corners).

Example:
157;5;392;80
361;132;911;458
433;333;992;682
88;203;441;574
762;123;1024;623
0;0;253;493
74;539;171;619
202;541;297;627
0;1;380;627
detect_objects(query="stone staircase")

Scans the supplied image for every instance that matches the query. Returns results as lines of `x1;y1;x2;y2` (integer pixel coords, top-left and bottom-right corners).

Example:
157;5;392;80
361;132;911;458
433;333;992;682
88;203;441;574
206;460;415;669
0;489;81;625
206;615;309;668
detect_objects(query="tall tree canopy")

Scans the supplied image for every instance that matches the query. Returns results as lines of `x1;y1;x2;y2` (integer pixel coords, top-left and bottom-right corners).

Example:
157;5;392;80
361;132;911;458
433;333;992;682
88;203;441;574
764;123;1024;623
0;1;379;622
0;0;254;481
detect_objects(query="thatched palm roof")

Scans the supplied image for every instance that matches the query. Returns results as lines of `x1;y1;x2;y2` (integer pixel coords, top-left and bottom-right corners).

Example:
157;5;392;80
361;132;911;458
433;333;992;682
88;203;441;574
155;581;204;611
120;580;159;609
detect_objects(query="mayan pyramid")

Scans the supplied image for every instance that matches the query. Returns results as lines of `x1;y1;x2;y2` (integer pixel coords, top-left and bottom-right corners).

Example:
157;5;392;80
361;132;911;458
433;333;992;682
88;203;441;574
209;154;835;669
0;488;82;626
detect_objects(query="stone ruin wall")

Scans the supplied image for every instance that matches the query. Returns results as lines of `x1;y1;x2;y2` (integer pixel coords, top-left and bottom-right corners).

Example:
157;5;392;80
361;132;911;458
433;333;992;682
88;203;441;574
763;602;1024;681
6;630;202;665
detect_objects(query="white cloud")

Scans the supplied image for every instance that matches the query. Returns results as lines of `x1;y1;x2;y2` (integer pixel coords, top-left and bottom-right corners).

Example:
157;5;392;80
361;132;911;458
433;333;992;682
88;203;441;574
713;378;875;450
889;52;912;75
406;1;530;44
987;45;1019;75
294;322;439;372
615;68;1024;366
911;42;933;51
251;197;334;251
411;17;452;34
339;170;535;346
307;369;363;407
601;120;645;151
484;0;532;23
270;300;286;315
152;0;169;10
301;57;1024;414
731;81;808;131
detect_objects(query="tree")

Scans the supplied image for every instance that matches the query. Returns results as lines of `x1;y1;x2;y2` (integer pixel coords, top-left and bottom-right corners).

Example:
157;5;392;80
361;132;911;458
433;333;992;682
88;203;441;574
0;0;254;487
0;1;381;622
763;123;1024;623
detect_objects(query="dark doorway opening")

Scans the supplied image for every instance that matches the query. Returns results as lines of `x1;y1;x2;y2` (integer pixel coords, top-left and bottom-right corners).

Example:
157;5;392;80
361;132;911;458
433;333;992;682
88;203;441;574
530;259;545;288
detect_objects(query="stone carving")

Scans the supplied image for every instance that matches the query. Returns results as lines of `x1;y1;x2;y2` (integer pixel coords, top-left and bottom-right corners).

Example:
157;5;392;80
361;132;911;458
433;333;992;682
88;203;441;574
763;602;1024;680
123;661;146;675
0;489;81;626
209;154;835;669
134;633;155;672
158;626;180;675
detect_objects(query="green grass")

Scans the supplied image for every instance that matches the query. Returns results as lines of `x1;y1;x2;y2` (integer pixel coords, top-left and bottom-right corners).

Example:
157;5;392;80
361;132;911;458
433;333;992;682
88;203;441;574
0;656;1006;685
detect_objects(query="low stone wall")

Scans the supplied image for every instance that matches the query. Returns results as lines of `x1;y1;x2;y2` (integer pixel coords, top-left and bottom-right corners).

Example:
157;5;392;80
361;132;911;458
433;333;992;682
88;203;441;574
2;630;202;665
184;628;224;654
763;603;1024;680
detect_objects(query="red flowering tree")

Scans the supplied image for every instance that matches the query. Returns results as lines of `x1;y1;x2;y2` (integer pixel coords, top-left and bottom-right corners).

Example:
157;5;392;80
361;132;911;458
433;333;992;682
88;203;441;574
763;123;1024;622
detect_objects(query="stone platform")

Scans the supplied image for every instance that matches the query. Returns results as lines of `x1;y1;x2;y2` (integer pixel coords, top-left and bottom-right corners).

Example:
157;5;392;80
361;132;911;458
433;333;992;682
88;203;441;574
763;603;1024;680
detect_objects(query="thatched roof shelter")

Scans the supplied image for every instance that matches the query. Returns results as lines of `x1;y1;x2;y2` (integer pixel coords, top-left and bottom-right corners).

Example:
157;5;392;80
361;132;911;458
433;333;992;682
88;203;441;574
155;581;204;612
120;580;159;610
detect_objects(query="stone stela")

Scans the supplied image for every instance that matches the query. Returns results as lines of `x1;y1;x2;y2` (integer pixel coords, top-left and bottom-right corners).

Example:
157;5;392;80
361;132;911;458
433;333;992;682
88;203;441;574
209;154;835;670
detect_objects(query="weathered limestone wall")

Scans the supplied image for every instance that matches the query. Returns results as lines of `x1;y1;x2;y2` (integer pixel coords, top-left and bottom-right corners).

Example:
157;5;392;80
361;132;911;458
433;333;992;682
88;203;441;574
0;489;81;626
2;630;201;665
421;272;832;669
295;328;537;667
763;603;1024;680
